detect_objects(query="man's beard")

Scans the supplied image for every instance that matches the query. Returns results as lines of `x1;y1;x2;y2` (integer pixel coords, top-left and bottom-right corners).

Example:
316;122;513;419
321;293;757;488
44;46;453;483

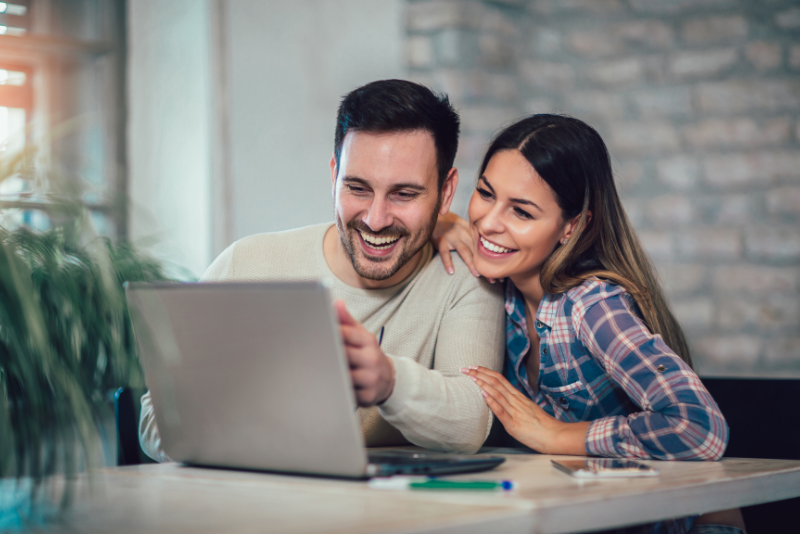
336;208;439;281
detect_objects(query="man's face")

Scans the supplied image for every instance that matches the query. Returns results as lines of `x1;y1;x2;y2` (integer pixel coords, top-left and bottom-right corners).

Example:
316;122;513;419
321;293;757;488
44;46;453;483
331;130;453;282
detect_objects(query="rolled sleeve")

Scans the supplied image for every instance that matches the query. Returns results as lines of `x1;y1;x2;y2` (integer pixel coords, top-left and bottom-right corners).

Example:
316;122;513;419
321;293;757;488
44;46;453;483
578;294;728;461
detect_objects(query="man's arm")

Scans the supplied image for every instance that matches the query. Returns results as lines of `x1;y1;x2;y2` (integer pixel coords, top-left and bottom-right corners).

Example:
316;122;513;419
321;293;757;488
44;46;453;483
138;390;172;462
338;277;505;454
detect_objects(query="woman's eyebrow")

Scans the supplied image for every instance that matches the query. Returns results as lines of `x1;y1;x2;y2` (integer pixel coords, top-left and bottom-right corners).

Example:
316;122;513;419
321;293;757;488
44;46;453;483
480;176;543;212
478;175;495;193
510;196;543;212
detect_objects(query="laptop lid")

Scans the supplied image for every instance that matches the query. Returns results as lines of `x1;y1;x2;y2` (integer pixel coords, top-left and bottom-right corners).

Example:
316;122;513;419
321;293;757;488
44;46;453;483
126;281;369;478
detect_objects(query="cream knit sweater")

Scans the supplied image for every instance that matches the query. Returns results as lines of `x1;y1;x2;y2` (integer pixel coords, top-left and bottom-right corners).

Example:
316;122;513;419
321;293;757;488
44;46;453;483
139;223;505;459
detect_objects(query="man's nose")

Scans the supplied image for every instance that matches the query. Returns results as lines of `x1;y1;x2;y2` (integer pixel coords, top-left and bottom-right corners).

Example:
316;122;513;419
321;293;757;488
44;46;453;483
362;195;393;231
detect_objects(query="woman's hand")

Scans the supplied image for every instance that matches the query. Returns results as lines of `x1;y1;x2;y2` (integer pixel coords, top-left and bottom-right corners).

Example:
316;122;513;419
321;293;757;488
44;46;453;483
460;366;590;455
431;212;480;277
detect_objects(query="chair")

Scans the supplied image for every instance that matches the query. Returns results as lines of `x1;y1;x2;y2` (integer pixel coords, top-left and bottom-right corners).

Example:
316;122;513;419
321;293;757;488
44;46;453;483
114;387;156;465
484;377;800;533
702;377;800;534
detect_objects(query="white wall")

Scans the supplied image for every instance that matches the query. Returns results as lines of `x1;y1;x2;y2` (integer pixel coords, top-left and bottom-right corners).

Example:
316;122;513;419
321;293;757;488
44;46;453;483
127;0;213;278
127;0;404;277
226;0;404;241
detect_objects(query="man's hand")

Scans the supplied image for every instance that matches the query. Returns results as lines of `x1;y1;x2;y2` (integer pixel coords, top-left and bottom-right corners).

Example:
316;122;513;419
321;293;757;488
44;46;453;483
335;300;396;406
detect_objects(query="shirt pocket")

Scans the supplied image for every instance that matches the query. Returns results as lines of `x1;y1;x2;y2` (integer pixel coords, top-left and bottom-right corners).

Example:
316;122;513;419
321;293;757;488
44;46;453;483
539;380;593;422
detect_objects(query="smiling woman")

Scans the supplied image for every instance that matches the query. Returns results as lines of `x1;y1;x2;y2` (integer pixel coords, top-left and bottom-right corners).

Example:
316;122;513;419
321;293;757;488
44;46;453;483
435;114;744;534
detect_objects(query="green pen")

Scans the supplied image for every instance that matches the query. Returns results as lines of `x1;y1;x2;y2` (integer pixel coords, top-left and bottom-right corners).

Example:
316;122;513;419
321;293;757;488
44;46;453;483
369;477;515;491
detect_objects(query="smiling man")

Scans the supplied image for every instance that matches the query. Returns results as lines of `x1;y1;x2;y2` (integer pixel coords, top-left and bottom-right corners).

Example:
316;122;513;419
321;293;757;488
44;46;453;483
139;80;505;460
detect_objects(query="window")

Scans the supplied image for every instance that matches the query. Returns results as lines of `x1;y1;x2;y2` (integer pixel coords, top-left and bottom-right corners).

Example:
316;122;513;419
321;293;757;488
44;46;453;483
0;0;126;236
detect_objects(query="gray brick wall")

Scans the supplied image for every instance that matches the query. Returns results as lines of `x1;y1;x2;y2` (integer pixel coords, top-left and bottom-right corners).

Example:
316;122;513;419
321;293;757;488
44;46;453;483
404;0;800;377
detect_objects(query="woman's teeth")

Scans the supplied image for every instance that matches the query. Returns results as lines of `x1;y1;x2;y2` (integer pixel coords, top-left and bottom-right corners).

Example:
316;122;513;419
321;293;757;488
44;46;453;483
480;236;514;254
360;231;400;249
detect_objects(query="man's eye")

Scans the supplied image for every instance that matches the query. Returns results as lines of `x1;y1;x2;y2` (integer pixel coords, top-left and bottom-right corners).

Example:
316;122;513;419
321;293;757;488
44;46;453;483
347;185;369;194
394;191;418;200
476;187;492;199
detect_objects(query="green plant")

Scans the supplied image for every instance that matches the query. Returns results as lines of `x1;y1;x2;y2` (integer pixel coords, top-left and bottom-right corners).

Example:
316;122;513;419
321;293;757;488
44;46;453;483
0;151;168;516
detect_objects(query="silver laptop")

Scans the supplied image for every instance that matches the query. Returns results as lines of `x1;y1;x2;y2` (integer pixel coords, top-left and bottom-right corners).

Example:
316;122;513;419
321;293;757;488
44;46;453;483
125;281;504;478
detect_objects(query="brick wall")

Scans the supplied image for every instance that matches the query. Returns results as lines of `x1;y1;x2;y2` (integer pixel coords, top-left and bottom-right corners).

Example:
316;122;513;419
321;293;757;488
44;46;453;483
404;0;800;377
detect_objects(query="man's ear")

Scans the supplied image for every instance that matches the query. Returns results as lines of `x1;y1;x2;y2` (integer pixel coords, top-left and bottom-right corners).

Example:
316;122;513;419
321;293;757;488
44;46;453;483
438;167;459;215
329;155;338;197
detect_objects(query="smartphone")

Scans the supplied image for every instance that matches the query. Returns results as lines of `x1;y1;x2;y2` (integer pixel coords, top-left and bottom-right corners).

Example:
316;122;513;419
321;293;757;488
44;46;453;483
551;458;659;478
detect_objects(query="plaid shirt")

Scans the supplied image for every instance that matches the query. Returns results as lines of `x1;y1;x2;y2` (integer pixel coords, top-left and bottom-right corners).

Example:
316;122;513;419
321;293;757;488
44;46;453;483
504;278;730;534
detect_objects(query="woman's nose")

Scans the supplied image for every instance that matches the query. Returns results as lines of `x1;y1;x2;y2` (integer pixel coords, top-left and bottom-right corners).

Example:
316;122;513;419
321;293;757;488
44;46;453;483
478;204;504;235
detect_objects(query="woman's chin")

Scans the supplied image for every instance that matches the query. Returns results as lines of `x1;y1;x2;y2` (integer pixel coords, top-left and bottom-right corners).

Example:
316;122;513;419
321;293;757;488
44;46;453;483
474;262;513;281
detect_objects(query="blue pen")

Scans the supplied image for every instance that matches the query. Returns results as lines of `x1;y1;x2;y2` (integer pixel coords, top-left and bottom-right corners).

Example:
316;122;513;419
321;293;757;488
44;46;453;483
378;326;385;346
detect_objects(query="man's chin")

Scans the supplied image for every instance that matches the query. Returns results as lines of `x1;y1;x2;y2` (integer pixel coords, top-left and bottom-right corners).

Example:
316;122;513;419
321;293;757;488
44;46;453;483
352;257;403;281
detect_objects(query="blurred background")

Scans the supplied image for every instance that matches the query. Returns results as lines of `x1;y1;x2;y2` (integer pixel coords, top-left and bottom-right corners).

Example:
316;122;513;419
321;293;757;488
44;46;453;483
1;0;798;377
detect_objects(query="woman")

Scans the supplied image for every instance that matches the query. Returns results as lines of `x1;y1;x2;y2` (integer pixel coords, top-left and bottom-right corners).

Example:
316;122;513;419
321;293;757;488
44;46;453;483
434;115;745;534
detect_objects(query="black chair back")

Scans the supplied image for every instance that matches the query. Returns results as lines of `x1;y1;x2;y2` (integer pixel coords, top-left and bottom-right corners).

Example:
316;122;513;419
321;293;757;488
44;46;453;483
702;377;800;534
114;387;156;465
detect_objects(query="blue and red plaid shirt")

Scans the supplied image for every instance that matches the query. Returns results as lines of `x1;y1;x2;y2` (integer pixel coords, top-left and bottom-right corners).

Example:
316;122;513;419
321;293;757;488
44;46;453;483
504;278;730;534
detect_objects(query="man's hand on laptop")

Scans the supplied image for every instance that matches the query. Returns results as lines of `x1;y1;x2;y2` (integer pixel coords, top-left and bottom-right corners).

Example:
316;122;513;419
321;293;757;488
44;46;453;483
334;300;396;406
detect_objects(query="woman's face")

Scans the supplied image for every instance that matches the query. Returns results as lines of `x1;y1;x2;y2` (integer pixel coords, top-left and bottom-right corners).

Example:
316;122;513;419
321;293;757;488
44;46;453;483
467;149;577;283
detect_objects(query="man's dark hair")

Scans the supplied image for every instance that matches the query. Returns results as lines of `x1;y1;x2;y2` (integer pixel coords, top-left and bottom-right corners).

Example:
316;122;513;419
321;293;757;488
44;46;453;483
334;79;460;190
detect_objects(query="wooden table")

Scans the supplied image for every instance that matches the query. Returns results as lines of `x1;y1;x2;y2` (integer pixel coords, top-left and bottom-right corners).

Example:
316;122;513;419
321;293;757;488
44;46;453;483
10;449;800;533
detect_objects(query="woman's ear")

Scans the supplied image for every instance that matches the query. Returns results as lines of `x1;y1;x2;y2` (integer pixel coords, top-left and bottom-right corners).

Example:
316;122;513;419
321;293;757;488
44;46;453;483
563;211;592;242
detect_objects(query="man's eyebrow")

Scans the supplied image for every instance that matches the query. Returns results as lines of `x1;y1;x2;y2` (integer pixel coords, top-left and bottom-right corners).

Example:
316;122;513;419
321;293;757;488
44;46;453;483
341;176;369;186
342;176;427;192
390;182;427;192
479;175;543;212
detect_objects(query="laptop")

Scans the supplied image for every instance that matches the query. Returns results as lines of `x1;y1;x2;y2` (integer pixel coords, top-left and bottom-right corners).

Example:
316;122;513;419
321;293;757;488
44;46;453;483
125;281;504;478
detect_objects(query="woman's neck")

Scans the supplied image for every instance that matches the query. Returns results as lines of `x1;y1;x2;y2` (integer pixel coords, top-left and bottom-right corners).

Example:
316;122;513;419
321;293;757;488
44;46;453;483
510;272;546;322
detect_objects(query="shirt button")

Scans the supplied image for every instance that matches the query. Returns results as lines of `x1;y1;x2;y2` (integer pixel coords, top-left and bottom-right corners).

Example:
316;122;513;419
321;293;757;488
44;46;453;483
657;364;666;373
535;320;543;329
542;346;548;355
558;397;569;409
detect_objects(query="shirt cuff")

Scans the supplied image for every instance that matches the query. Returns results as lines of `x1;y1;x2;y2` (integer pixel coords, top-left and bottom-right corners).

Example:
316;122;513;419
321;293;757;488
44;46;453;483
377;354;416;419
585;417;623;458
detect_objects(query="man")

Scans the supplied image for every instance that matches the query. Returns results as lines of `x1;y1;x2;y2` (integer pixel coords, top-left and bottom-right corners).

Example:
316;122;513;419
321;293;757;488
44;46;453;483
139;80;505;460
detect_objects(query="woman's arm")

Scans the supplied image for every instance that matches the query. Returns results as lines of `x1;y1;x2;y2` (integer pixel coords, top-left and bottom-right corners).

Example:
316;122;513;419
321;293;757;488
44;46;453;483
576;293;729;460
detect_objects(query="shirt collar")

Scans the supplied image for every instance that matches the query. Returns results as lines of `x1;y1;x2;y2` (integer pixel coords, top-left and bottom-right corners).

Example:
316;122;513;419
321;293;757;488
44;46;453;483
504;279;527;330
536;291;560;329
504;279;560;330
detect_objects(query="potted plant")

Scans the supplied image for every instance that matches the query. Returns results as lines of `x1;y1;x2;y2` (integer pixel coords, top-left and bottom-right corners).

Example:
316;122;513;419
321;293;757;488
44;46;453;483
0;147;168;524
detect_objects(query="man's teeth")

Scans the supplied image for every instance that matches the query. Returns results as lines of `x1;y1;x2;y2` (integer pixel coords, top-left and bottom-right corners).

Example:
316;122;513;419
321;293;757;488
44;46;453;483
480;236;514;254
360;231;400;248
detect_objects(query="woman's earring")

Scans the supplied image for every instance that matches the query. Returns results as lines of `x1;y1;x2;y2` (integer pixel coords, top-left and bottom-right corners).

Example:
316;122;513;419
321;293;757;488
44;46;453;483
561;238;569;245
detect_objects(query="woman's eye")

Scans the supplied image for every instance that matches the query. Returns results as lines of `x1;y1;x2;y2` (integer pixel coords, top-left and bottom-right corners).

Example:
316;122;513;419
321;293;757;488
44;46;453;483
514;207;533;220
476;187;492;199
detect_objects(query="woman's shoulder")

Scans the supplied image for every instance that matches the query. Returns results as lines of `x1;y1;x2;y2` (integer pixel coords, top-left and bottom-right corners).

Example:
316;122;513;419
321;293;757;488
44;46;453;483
555;279;639;328
563;277;628;306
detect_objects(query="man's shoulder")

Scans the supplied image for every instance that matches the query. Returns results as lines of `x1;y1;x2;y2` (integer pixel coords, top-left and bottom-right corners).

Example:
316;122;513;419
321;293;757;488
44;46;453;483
231;222;331;254
203;222;331;281
416;249;504;304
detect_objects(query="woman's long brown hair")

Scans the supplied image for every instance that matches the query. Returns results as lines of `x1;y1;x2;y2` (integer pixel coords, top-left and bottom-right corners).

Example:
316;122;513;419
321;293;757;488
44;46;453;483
478;115;692;367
